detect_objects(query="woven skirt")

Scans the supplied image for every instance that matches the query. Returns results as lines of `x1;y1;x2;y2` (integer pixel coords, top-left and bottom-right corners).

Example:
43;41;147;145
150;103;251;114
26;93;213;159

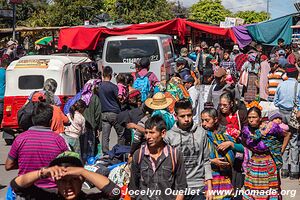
209;171;233;200
243;154;281;200
244;72;258;103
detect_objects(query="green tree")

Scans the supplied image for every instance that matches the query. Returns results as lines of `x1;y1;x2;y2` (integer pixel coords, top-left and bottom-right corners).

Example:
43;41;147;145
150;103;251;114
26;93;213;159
104;0;174;24
27;0;104;27
0;0;48;28
17;0;48;26
234;11;269;24
189;0;232;24
103;0;117;20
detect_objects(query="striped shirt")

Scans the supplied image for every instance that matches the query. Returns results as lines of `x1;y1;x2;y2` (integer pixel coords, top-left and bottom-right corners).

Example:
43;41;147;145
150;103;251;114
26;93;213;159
267;69;287;101
8;126;68;188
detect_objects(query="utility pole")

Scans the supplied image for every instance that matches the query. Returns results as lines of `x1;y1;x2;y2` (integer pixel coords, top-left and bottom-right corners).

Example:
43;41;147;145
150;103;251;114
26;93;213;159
267;0;270;18
8;0;23;40
12;3;16;40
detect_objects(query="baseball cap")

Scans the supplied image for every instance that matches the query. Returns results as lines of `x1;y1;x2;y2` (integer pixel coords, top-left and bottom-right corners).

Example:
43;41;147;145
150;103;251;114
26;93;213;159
49;151;83;167
285;64;298;78
214;43;221;48
233;45;239;51
261;55;268;61
278;49;285;55
7;41;16;47
214;68;227;78
31;92;46;102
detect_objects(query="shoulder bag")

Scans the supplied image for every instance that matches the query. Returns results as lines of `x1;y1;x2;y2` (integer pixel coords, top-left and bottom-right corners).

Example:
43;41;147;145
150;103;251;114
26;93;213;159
288;81;300;130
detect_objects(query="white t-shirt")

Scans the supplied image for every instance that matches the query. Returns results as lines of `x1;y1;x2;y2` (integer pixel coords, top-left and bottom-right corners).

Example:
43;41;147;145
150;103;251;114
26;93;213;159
64;111;86;138
188;86;200;125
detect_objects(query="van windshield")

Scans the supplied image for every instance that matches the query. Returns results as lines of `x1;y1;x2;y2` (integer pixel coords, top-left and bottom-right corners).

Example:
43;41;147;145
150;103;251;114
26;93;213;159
106;40;160;63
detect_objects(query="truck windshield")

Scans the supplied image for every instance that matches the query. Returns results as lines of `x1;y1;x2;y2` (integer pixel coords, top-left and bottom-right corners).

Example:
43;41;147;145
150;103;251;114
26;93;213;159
106;40;160;63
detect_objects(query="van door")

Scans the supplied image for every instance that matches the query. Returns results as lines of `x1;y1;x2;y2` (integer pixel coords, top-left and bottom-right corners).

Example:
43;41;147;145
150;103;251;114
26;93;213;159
162;38;176;80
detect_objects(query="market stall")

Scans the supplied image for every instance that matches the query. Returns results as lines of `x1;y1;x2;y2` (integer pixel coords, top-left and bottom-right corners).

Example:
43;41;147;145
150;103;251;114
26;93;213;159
57;18;237;51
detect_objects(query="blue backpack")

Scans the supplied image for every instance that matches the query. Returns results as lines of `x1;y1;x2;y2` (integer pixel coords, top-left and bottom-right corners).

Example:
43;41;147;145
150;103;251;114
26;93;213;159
133;72;152;102
63;92;82;115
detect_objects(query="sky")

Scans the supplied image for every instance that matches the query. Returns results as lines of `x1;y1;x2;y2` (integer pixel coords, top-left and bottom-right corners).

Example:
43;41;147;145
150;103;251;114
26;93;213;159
179;0;297;19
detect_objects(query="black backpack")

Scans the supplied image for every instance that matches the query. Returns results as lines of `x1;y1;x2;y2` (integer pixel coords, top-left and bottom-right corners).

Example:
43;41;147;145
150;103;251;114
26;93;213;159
17;92;39;131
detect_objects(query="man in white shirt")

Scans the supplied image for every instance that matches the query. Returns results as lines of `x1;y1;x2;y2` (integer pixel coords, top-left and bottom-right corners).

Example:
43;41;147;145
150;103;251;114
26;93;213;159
183;75;200;125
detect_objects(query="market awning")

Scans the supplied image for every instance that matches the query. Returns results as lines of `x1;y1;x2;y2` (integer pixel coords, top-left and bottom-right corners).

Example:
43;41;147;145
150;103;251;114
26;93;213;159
58;18;237;50
232;25;253;49
185;20;237;43
246;14;293;46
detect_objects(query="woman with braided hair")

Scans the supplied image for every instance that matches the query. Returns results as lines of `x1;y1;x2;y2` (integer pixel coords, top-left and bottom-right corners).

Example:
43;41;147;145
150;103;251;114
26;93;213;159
240;106;289;200
201;108;243;200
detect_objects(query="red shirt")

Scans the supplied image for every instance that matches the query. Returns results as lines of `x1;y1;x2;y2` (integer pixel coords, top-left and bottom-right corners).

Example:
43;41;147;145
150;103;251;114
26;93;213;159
287;53;296;65
226;113;240;139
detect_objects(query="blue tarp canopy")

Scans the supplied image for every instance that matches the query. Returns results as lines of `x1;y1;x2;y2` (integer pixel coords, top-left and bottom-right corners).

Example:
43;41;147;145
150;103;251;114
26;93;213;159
246;14;293;46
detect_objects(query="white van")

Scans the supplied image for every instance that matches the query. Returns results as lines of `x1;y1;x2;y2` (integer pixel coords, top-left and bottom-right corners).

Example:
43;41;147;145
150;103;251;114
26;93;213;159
102;34;176;82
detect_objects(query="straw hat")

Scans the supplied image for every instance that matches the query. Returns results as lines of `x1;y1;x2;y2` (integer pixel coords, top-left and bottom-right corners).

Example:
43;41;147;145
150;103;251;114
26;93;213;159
145;92;173;110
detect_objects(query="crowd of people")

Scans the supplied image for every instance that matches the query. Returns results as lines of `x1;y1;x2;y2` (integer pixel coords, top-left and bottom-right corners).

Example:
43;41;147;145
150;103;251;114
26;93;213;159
1;37;300;200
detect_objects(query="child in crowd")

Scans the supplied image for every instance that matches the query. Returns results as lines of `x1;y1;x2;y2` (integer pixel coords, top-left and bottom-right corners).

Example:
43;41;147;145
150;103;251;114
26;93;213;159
116;73;128;110
268;112;291;154
125;74;141;109
64;99;87;156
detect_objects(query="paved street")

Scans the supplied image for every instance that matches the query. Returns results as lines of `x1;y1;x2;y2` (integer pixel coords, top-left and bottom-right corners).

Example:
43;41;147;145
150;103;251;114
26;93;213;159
0;130;118;200
0;138;16;200
0;134;299;199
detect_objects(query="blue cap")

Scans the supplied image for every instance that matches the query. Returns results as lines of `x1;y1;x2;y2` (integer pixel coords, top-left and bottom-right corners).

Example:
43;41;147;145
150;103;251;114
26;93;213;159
278;49;285;55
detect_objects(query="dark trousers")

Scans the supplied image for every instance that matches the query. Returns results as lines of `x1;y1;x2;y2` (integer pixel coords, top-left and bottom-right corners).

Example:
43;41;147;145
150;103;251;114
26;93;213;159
280;109;299;173
232;158;245;189
101;112;125;154
80;125;96;163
